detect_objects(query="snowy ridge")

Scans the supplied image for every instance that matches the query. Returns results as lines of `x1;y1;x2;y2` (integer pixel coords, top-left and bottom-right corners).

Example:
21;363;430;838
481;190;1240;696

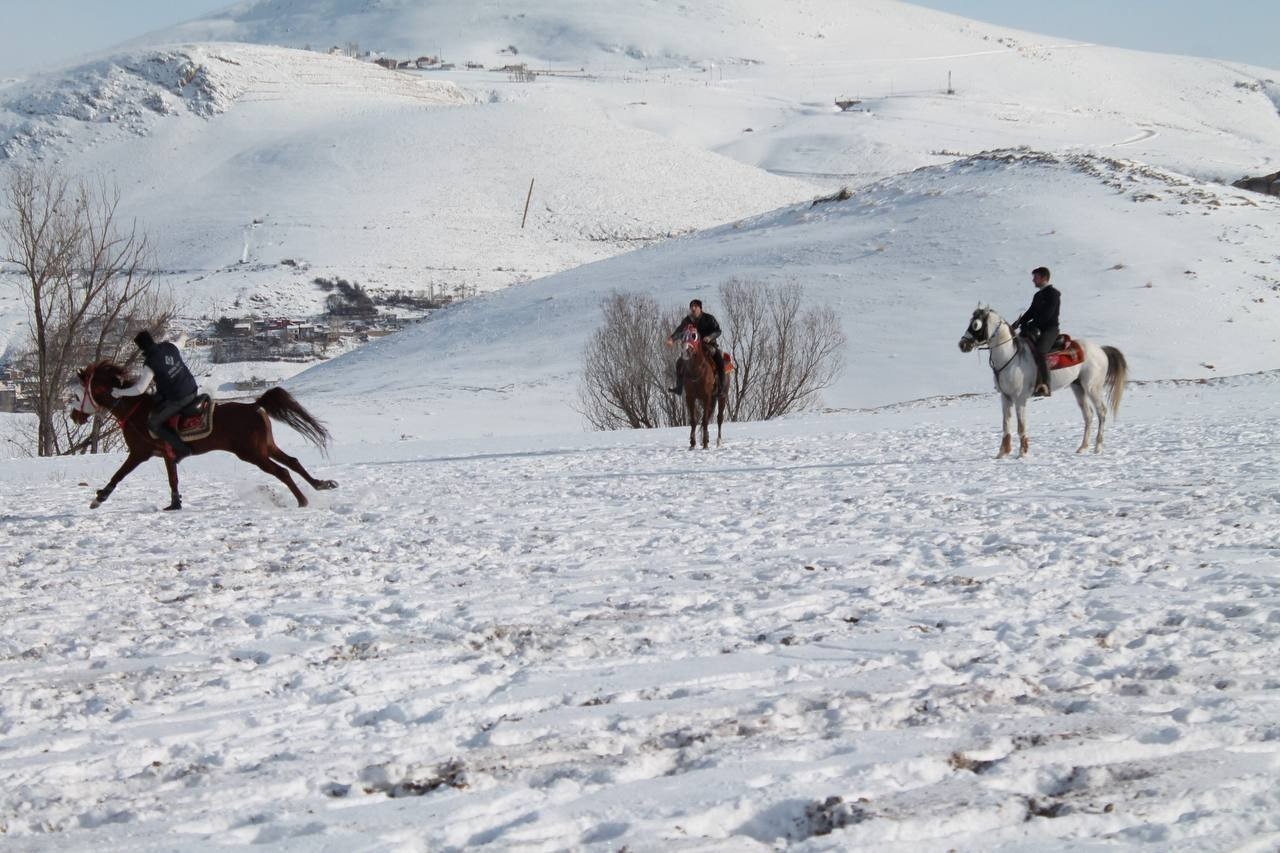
0;43;467;160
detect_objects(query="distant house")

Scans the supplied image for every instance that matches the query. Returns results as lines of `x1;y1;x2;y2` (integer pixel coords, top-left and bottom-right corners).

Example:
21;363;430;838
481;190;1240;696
374;57;399;70
1233;171;1280;197
415;55;438;68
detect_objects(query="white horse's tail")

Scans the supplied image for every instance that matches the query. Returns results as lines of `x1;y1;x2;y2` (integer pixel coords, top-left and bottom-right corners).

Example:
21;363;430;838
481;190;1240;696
1102;346;1127;416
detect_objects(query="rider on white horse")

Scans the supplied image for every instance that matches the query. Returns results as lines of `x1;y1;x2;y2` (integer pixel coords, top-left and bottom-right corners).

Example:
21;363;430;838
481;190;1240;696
1010;266;1059;398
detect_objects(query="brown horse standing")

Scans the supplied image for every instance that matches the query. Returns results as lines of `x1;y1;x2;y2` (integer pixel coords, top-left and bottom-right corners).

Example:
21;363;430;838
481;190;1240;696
677;330;726;449
72;361;337;510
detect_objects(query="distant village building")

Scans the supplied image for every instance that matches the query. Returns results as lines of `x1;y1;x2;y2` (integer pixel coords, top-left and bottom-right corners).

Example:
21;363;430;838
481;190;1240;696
1233;171;1280;198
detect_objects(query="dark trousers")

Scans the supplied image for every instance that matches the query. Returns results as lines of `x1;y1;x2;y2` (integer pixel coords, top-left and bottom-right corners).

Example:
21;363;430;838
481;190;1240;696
1021;325;1058;389
149;393;196;455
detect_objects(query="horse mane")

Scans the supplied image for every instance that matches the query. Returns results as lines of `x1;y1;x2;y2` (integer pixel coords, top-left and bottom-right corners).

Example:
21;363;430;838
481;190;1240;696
89;360;134;388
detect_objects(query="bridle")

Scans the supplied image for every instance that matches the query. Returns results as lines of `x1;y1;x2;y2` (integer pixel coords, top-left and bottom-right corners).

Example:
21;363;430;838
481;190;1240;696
78;365;144;432
964;311;1020;379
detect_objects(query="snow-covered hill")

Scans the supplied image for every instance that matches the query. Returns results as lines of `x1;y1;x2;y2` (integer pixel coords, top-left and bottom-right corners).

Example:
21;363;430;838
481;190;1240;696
1;0;1275;327
292;148;1280;441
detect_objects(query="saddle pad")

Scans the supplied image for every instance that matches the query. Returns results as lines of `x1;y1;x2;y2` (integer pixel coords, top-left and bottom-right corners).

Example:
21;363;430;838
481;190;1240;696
1047;337;1085;371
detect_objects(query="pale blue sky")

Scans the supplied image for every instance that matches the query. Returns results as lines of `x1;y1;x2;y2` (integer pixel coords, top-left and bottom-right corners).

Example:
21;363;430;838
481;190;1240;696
0;0;1275;77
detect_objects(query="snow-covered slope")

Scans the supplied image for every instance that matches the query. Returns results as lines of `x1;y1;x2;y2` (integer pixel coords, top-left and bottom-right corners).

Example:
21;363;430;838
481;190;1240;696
292;149;1280;441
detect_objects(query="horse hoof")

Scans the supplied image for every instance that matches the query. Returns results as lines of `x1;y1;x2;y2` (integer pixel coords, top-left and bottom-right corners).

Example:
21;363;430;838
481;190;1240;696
90;499;102;509
320;480;339;490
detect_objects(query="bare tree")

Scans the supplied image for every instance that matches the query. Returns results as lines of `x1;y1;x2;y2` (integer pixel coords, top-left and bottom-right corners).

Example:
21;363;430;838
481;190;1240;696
577;291;683;430
3;167;173;456
719;279;846;421
578;280;846;431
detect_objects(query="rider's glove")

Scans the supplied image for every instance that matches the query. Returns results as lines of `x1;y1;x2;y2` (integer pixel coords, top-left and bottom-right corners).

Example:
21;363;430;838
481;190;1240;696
110;388;123;398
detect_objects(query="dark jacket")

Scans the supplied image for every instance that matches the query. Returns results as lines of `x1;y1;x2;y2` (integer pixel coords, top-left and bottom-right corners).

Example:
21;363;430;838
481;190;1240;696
671;312;721;346
1014;285;1060;336
143;341;198;401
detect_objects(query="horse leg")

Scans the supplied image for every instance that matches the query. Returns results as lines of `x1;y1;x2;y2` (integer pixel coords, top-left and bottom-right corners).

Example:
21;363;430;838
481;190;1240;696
1071;382;1091;453
687;396;697;449
240;451;309;507
271;447;338;490
701;395;711;449
715;393;725;448
91;450;150;508
997;396;1013;458
1090;384;1108;454
1017;399;1030;457
163;458;182;511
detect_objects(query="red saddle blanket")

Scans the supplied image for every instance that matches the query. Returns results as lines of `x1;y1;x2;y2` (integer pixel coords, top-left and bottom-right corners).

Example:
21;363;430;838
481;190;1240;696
151;396;216;442
1047;336;1084;370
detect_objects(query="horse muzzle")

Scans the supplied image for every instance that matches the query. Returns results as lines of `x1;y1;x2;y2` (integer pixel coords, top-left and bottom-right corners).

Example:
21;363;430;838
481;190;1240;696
69;409;90;425
958;337;975;353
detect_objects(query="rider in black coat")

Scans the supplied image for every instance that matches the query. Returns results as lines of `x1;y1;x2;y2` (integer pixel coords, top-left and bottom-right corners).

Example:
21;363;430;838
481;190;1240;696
113;330;200;460
1010;266;1060;397
665;299;723;395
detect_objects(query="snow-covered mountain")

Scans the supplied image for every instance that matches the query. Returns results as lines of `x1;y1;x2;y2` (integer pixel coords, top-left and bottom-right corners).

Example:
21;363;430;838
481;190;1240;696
1;0;1275;329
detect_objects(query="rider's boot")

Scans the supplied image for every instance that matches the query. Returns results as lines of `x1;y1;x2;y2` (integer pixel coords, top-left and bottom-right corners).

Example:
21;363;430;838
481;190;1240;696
1033;350;1052;398
158;427;194;462
668;361;684;395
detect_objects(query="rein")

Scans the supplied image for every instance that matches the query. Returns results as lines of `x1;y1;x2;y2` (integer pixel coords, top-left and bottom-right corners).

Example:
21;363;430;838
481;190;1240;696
83;366;147;436
978;321;1019;379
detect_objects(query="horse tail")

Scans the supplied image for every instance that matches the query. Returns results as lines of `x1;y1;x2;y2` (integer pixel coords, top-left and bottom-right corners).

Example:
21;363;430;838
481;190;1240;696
255;387;331;452
1102;346;1127;417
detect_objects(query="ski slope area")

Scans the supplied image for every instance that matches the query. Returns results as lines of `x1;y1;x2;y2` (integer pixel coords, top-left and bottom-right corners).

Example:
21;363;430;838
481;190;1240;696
1;377;1278;849
290;149;1280;442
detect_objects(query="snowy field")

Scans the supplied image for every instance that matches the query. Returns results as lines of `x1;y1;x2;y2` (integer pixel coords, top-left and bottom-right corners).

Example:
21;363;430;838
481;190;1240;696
2;376;1278;850
1;1;1278;848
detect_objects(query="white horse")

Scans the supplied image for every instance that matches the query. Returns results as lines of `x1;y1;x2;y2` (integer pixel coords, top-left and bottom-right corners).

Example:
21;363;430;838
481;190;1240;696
958;306;1128;458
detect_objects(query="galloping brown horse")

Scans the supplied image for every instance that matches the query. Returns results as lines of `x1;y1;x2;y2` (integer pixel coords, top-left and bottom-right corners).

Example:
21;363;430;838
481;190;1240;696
677;328;726;449
72;361;337;510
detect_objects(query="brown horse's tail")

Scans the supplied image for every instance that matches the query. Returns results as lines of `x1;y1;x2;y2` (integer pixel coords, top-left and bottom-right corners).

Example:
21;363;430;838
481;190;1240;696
1102;345;1127;417
255;387;331;452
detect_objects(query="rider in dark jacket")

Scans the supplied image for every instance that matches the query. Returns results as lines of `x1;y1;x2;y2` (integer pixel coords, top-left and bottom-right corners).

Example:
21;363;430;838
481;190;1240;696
1010;266;1060;397
665;299;723;395
113;330;199;460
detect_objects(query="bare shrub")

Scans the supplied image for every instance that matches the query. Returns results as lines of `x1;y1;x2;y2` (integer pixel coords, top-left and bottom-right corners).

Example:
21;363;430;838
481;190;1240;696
3;167;173;456
719;279;846;422
578;291;683;430
579;280;846;431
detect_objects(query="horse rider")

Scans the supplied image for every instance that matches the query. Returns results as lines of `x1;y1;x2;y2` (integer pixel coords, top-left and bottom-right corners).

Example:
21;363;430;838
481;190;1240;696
113;330;199;461
1010;266;1060;398
665;299;724;395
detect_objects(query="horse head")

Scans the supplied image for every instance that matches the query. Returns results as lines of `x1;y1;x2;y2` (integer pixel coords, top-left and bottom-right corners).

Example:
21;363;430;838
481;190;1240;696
70;361;130;424
677;326;701;360
958;305;1003;352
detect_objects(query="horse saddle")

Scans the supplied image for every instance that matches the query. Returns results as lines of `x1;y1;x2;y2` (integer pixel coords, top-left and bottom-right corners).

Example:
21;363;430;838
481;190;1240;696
1046;335;1085;371
152;394;216;441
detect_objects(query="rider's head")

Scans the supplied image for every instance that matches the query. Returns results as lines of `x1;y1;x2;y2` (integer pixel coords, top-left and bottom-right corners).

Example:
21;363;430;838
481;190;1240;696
1031;267;1051;288
689;299;703;319
133;330;156;352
